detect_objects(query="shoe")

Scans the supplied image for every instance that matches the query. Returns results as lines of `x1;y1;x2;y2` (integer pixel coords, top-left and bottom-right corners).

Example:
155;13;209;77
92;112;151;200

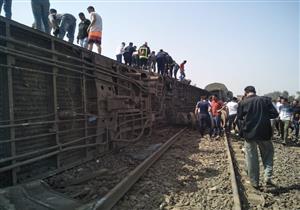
250;183;260;190
265;180;276;187
246;180;259;190
263;180;277;192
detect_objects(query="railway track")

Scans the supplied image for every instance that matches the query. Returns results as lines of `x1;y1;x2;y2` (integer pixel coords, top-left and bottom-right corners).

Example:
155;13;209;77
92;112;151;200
0;126;186;210
111;130;235;210
1;128;298;210
1;128;235;210
226;133;300;210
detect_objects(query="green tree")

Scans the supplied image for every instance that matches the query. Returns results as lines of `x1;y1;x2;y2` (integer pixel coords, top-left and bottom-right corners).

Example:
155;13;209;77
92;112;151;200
264;90;293;101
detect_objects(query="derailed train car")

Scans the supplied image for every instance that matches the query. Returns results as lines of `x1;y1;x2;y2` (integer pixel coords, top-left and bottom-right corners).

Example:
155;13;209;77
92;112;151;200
0;17;207;187
205;82;233;102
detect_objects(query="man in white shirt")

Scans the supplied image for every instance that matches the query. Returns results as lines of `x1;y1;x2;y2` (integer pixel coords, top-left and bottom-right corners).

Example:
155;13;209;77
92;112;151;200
279;98;293;145
226;97;238;133
87;6;102;54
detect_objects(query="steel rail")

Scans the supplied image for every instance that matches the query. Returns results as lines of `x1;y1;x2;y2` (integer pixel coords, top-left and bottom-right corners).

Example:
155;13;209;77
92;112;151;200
0;131;106;167
0;63;85;80
0;49;135;92
224;134;242;210
0;113;54;124
113;120;151;143
0;118;86;129
0;125;98;144
80;128;186;210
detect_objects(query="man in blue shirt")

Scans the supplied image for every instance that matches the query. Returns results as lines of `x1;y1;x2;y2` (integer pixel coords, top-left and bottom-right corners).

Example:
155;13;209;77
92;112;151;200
195;95;212;138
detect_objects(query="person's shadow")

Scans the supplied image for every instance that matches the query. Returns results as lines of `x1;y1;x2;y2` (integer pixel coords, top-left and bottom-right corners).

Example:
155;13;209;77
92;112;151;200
264;184;300;195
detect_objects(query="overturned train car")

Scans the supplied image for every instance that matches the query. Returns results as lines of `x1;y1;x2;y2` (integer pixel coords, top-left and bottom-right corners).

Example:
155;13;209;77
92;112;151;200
205;82;233;102
0;17;207;187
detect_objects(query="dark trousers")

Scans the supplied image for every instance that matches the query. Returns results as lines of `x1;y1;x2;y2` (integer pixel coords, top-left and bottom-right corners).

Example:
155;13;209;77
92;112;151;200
174;69;178;79
0;0;11;19
212;115;221;136
293;120;299;138
140;58;148;69
292;120;299;138
123;54;132;65
228;114;237;131
116;54;122;63
198;114;212;136
275;119;281;135
157;62;165;75
31;0;50;33
280;120;290;143
169;68;173;77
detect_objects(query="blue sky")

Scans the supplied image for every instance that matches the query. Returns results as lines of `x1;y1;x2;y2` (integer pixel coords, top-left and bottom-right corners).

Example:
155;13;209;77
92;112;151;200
5;0;300;96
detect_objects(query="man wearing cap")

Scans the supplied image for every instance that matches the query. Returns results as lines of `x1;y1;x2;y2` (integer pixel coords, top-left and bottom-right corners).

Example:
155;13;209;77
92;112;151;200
237;86;278;189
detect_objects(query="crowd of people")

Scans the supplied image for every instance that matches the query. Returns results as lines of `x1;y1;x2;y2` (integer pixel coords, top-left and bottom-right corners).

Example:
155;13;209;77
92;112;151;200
116;42;187;80
0;1;103;54
3;0;299;193
195;90;300;144
195;86;300;190
272;96;300;144
0;1;188;80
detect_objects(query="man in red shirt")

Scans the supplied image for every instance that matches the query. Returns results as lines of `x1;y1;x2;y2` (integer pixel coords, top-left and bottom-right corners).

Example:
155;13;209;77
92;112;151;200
210;95;223;138
179;60;187;81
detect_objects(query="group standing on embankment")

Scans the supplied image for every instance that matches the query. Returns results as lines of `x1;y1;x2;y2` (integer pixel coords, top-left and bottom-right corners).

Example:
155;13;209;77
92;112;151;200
195;85;300;191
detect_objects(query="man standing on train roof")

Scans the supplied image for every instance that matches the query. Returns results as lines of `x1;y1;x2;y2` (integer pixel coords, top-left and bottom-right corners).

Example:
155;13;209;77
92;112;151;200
148;51;156;72
138;42;151;70
31;0;50;33
237;86;278;189
166;53;174;77
179;60;187;81
87;6;102;54
123;42;135;66
77;12;90;48
173;62;180;79
48;9;76;43
0;0;12;19
116;42;125;63
156;49;167;75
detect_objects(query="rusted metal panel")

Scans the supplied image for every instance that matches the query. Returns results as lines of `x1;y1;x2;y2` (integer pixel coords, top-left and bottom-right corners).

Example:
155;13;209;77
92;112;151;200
0;16;208;187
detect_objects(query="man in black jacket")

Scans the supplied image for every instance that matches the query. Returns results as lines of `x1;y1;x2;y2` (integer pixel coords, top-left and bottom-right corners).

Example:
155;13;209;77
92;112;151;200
237;86;278;189
77;12;91;48
123;42;135;66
